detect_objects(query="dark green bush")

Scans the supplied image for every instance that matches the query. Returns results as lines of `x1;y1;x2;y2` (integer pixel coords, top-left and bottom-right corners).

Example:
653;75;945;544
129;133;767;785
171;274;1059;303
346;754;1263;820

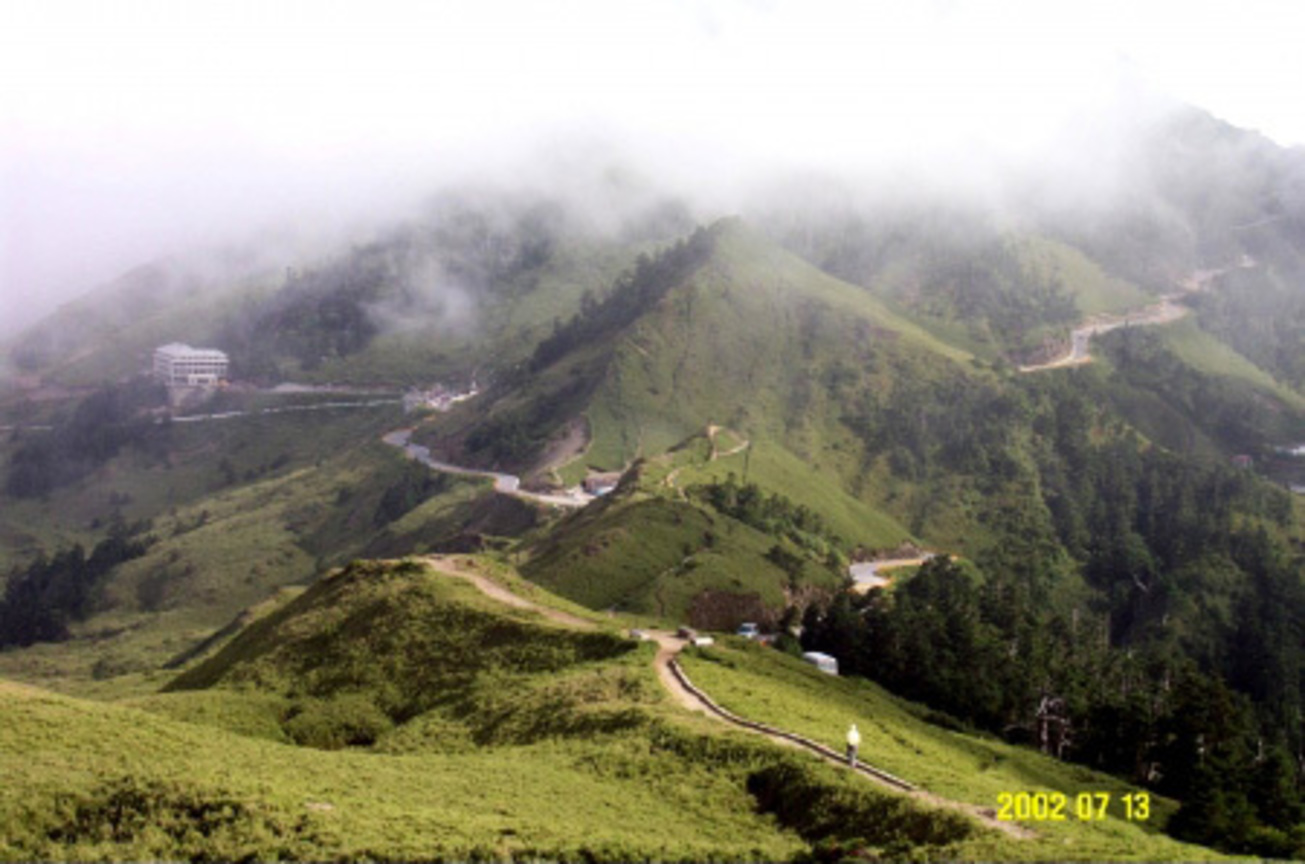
38;778;332;861
747;762;973;853
283;693;394;749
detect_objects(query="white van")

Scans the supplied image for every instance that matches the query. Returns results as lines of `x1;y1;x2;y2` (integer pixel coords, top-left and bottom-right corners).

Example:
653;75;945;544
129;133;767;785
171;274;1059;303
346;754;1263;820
802;651;839;675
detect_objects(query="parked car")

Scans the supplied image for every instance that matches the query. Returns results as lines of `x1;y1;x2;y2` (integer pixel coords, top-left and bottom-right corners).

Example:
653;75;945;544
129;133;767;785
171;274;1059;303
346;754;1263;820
690;635;715;647
628;628;652;641
676;626;697;639
736;622;760;639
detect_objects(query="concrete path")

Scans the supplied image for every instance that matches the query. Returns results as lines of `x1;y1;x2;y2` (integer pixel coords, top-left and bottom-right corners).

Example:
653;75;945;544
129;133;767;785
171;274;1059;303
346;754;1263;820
1020;261;1251;373
420;555;1031;839
383;428;594;509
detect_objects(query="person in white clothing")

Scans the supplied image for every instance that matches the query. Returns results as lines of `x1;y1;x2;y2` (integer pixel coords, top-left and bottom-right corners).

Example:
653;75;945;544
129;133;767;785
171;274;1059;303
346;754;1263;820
846;723;861;767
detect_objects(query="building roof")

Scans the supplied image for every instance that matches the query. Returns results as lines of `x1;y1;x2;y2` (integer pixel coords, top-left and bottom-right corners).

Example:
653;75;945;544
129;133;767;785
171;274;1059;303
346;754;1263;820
155;343;228;361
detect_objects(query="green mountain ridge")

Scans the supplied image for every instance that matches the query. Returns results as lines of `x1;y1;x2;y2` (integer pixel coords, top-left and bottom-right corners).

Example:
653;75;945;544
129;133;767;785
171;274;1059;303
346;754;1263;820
3;111;1305;858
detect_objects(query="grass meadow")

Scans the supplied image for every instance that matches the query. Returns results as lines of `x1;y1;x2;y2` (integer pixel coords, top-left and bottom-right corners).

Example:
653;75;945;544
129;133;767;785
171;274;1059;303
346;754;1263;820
678;640;1222;861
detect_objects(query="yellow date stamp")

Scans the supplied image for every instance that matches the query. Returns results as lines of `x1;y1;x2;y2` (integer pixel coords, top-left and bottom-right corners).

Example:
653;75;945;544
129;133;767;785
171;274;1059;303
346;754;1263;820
996;791;1150;822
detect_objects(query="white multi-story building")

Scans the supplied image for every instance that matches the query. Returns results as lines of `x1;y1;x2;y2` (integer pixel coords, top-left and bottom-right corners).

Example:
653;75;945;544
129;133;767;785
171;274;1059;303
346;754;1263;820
153;343;229;386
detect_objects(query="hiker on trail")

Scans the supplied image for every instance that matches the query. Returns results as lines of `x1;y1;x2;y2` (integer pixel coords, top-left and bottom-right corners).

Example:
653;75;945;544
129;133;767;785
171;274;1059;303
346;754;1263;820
846;723;860;768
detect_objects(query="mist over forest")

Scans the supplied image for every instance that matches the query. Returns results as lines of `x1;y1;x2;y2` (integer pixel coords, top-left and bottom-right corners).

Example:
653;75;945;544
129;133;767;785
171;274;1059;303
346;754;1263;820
3;3;1305;863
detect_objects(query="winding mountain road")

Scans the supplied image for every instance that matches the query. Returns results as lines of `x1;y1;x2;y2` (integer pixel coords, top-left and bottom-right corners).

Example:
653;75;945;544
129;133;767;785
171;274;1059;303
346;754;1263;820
1019;261;1252;373
383;428;593;509
171;398;402;423
419;555;1031;839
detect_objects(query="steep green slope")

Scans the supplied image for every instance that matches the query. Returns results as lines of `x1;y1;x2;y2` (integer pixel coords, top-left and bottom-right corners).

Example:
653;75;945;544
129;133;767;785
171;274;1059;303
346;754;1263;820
1095;323;1305;458
431;219;968;543
1011;235;1152;315
165;559;630;723
521;492;844;623
583;218;971;469
679;641;1221;862
1158;318;1305;413
643;431;914;548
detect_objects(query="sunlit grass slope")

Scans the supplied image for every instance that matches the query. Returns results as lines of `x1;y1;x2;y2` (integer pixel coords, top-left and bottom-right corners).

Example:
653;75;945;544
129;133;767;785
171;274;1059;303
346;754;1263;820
560;220;968;563
679;641;1222;861
164;559;632;707
0;437;494;695
0;554;1224;861
646;431;914;549
1;558;1009;861
584;220;972;470
0;404;400;575
1013;235;1152;316
0;679;811;862
521;493;844;621
1160;317;1305;413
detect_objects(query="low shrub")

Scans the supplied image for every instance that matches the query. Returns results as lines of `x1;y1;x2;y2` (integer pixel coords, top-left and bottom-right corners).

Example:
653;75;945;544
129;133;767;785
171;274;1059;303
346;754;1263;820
283;693;393;749
747;762;973;856
35;778;333;861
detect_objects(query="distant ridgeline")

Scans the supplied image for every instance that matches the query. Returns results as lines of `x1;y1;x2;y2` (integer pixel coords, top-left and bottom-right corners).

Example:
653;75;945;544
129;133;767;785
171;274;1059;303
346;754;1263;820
528;223;718;372
461;224;720;468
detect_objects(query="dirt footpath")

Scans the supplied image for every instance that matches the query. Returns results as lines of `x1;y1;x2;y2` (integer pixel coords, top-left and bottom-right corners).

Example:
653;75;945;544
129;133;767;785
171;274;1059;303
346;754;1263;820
421;556;595;629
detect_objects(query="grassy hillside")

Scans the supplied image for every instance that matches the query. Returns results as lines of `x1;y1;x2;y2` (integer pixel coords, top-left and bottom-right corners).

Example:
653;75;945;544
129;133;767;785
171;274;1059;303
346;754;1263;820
679;641;1222;862
0;398;403;573
1012;235;1153;315
403;220;947;628
164;559;630;718
434;220;976;535
582;219;972;470
644;431;914;549
1;557;1015;861
521;493;844;624
1;678;816;862
1159;317;1305;414
0;432;508;694
1;554;1233;860
1093;321;1305;460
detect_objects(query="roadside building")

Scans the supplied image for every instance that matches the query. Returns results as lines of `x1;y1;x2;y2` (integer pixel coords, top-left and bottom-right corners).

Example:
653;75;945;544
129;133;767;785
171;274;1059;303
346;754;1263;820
153;343;229;386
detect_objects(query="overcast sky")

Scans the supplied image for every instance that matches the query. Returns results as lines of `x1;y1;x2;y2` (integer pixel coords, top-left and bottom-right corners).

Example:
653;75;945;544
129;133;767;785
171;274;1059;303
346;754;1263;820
3;0;1305;337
